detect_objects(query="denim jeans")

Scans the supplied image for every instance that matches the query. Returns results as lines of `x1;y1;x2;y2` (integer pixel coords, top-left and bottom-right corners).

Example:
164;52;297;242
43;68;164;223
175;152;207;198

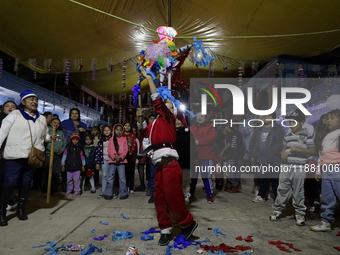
104;163;127;197
101;160;109;194
2;158;34;188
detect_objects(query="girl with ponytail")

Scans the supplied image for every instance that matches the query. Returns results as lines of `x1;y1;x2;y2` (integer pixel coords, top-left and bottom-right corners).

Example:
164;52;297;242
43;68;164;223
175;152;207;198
105;124;129;200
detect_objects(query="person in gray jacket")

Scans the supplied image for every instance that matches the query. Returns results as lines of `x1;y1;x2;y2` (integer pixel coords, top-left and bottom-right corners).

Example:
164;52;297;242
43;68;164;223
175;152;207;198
249;112;285;202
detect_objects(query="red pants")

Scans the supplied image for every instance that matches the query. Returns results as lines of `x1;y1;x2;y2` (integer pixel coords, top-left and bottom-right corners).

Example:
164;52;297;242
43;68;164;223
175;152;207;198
154;160;194;230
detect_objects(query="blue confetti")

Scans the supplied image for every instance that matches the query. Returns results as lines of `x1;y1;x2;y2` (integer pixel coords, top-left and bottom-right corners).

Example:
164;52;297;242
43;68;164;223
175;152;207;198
141;234;154;241
112;231;133;242
166;245;173;255
121;214;129;220
81;244;102;255
93;235;108;241
213;228;226;236
91;229;96;233
140;227;161;235
99;221;108;225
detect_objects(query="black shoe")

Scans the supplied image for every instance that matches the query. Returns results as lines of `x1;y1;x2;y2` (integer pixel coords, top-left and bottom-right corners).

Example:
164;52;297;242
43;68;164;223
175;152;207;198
104;195;112;200
181;221;198;240
148;195;154;203
0;210;8;226
120;195;128;200
135;186;146;192
145;189;152;196
17;185;30;221
158;233;171;246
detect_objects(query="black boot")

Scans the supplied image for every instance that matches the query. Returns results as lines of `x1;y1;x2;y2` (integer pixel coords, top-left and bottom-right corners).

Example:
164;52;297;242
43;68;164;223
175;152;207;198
17;185;31;220
0;187;14;226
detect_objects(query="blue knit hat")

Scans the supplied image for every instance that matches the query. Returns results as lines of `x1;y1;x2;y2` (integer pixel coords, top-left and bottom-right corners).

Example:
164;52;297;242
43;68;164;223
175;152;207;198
20;89;37;101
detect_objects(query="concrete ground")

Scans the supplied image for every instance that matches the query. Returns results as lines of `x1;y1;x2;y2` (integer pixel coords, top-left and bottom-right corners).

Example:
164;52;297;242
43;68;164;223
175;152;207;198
0;175;340;255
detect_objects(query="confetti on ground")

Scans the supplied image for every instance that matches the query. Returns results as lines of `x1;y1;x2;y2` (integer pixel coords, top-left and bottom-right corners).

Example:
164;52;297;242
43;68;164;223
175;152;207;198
140;227;161;235
93;235;108;241
213;228;226;236
141;234;154;241
121;213;129;219
99;221;108;225
91;229;95;233
236;236;253;243
268;240;301;253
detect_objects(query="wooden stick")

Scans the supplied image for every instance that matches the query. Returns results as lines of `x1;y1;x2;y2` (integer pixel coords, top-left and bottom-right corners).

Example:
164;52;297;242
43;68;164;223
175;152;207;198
46;126;56;204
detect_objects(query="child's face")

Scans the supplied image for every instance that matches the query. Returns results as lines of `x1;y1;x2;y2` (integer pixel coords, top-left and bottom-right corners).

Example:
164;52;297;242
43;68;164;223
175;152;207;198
51;119;60;129
124;123;131;132
326;113;340;131
72;138;79;145
289;120;303;133
85;137;92;145
132;127;137;135
115;126;123;137
92;128;98;135
103;127;112;137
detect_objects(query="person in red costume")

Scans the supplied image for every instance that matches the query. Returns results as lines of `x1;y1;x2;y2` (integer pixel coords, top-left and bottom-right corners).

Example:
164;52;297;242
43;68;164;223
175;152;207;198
136;67;197;246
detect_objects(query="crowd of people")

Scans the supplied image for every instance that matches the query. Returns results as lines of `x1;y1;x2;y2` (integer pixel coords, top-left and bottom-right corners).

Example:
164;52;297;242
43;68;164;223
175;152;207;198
0;80;339;245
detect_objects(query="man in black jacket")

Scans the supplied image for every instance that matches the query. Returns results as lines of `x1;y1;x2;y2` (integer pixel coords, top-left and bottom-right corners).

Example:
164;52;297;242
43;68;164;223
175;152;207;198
249;112;285;202
175;118;198;203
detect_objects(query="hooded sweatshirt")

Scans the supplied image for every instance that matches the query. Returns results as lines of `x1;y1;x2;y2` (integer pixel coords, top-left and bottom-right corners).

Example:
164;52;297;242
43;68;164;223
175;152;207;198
108;124;128;164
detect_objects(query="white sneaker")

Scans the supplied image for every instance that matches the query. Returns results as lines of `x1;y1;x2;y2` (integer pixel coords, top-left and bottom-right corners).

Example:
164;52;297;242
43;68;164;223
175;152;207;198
270;211;281;221
254;190;259;197
310;221;332;232
130;190;134;194
295;215;305;226
252;196;265;203
267;194;271;200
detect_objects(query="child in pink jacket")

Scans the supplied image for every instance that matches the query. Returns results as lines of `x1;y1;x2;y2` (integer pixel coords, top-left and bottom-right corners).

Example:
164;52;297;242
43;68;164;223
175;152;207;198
104;124;129;200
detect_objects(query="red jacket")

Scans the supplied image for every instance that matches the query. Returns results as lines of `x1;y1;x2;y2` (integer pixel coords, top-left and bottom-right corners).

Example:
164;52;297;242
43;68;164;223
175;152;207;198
191;122;217;160
122;133;137;159
139;95;179;164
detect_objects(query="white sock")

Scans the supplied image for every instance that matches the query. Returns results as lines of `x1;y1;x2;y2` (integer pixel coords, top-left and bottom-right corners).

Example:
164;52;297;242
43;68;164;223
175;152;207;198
161;227;172;234
89;176;95;190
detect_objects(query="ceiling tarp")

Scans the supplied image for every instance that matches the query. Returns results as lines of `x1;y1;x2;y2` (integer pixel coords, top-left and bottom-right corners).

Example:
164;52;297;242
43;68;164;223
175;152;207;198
0;0;340;96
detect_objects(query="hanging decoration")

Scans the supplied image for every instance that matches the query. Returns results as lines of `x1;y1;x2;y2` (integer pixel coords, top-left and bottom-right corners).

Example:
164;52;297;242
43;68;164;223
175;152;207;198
28;59;37;79
74;59;83;71
328;65;337;77
238;62;244;87
122;58;126;88
107;58;114;72
91;58;97;80
135;27;214;91
0;58;3;79
64;59;70;85
208;61;212;78
95;97;99;111
312;65;321;78
52;99;56;112
82;96;85;106
251;62;259;76
44;59;52;71
119;94;123;123
14;58;20;74
298;65;305;87
276;62;286;77
129;94;132;112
